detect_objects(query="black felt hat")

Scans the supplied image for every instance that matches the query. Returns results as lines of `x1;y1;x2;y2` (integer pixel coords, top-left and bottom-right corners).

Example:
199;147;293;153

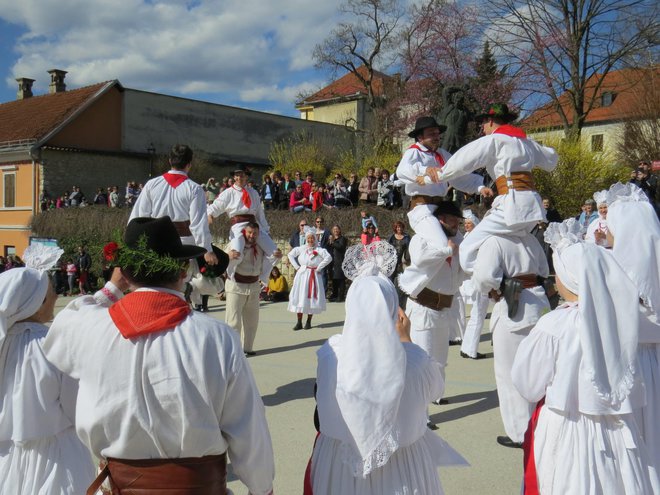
407;116;447;138
474;103;518;123
196;244;230;278
434;201;464;219
232;164;252;176
124;217;207;260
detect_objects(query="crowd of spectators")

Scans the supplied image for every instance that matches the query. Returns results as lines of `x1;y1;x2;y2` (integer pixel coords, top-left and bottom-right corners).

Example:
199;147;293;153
39;182;144;211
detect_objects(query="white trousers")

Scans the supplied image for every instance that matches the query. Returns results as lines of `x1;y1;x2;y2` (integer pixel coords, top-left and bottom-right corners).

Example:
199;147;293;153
459;293;489;358
492;318;535;443
225;282;260;352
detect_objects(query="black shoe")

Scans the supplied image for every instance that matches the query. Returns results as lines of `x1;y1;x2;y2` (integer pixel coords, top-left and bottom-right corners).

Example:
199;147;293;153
448;339;462;346
460;351;486;360
496;436;523;449
426;421;438;431
194;305;203;312
293;322;303;331
304;322;312;330
245;351;257;357
431;398;449;405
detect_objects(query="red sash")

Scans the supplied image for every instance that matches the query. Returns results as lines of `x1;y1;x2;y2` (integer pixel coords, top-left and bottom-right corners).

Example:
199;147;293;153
109;291;191;338
522;397;545;495
409;144;446;167
234;185;252;209
493;125;527;139
307;267;318;299
163;172;188;188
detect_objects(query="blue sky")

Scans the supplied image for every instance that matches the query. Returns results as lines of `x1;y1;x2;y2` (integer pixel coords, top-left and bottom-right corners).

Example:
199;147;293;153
0;0;348;117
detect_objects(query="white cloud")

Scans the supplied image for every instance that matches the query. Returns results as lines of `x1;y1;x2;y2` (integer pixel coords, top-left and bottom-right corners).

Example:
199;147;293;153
0;0;343;113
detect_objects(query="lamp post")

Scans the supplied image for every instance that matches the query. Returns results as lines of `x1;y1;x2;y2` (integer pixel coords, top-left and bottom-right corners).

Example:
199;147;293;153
147;143;155;178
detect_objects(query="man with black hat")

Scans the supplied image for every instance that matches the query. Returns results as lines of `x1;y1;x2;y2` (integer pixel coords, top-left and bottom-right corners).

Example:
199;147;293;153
437;103;558;273
129;144;218;265
208;165;281;283
398;201;465;428
42;216;275;494
471;213;550;449
396;116;492;255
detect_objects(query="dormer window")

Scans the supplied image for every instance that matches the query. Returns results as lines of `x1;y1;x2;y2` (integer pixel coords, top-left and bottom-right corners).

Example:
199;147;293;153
601;91;615;107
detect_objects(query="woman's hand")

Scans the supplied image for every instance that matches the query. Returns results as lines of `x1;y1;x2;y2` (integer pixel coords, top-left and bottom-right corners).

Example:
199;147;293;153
395;308;411;343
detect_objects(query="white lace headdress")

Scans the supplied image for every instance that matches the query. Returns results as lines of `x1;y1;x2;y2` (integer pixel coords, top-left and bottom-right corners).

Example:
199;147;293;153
0;245;63;348
592;189;608;206
341;241;397;281
605;182;659;314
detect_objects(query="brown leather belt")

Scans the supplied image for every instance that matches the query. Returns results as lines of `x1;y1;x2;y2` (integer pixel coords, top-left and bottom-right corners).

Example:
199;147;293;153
234;272;260;284
87;453;227;495
494;172;536;195
410;288;453;311
230;214;256;225
173;220;192;237
514;273;542;289
409;195;444;209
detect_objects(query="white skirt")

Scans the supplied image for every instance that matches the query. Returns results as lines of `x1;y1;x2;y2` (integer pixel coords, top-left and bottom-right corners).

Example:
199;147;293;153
634;344;660;492
533;406;656;495
311;431;466;495
0;426;95;495
288;268;326;315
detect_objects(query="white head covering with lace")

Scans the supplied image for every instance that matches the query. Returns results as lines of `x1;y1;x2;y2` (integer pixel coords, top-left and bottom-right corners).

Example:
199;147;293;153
605;182;660;315
593;189;608;207
332;240;405;477
545;218;639;414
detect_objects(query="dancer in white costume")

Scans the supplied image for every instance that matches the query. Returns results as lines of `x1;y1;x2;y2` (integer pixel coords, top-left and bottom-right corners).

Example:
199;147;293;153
0;245;95;494
437;103;558;273
512;219;657;494
309;244;467;495
605;182;660;490
584;189;610;247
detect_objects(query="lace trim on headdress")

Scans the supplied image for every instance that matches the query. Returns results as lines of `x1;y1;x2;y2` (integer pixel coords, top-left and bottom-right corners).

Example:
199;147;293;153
586;362;638;410
339;429;400;478
22;244;64;272
605;182;649;206
342;241;397;280
544;218;584;252
592;189;608;206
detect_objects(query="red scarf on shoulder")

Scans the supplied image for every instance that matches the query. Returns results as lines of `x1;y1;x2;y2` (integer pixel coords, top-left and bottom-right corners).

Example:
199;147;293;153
493;125;527;139
163;172;188;188
109;291;191;338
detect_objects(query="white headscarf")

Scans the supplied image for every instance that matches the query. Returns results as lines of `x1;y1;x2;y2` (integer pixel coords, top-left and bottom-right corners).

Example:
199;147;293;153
463;209;480;226
333;275;406;477
606;182;660;315
0;268;49;348
549;223;640;414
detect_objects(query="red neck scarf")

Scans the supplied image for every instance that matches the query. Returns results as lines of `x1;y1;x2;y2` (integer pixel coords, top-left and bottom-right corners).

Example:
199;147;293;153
493;125;527;139
163;171;188;188
241;230;259;258
234;185;252;208
409;144;446;167
109;291;191;339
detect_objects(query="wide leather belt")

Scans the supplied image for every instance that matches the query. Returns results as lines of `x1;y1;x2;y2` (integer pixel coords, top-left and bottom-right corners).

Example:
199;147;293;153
234;272;260;284
494;172;536;194
513;273;543;289
230;214;256;225
409;195;444;209
87;453;227;495
172;220;192;237
410;287;453;311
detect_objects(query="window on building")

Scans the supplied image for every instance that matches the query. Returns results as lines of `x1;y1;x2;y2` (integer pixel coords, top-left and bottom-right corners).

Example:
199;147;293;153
3;172;15;207
4;246;16;257
601;92;615;107
591;134;604;152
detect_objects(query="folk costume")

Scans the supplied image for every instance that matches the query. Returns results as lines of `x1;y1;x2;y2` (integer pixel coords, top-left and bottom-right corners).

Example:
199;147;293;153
606;182;660;488
584;190;610;248
512;220;657;494
472;229;550;444
288;232;332;328
207;182;277;283
438;104;558;273
396;117;484;252
42;218;275;495
0;246;95;494
309;258;467;494
130;169;212;252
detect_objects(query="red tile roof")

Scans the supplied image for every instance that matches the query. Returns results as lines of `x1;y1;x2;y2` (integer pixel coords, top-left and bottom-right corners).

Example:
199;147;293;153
521;67;659;130
298;66;393;106
0;81;117;146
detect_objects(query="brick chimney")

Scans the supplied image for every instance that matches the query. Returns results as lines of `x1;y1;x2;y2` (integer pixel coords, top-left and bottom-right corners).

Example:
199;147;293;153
47;69;67;94
16;77;36;100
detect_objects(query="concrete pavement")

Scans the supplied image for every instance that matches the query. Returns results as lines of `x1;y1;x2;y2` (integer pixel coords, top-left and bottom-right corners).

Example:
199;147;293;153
53;295;523;494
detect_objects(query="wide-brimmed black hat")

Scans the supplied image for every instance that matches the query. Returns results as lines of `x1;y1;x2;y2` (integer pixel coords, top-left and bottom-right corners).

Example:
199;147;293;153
196;244;230;278
474;103;518;123
407;116;447;138
124;217;207;260
434;201;464;219
232;163;252;176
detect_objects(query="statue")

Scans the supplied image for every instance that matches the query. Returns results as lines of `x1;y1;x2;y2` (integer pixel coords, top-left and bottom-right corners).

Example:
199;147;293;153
438;86;471;153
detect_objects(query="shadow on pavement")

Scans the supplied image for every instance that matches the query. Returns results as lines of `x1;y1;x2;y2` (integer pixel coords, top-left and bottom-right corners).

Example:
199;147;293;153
257;338;327;357
315;320;345;329
262;377;316;406
430;389;499;424
479;332;493;343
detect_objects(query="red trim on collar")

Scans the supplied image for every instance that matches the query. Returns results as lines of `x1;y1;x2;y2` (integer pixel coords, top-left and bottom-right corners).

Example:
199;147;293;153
493;125;527;139
409;144;446;166
163;172;188;188
109;291;191;338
